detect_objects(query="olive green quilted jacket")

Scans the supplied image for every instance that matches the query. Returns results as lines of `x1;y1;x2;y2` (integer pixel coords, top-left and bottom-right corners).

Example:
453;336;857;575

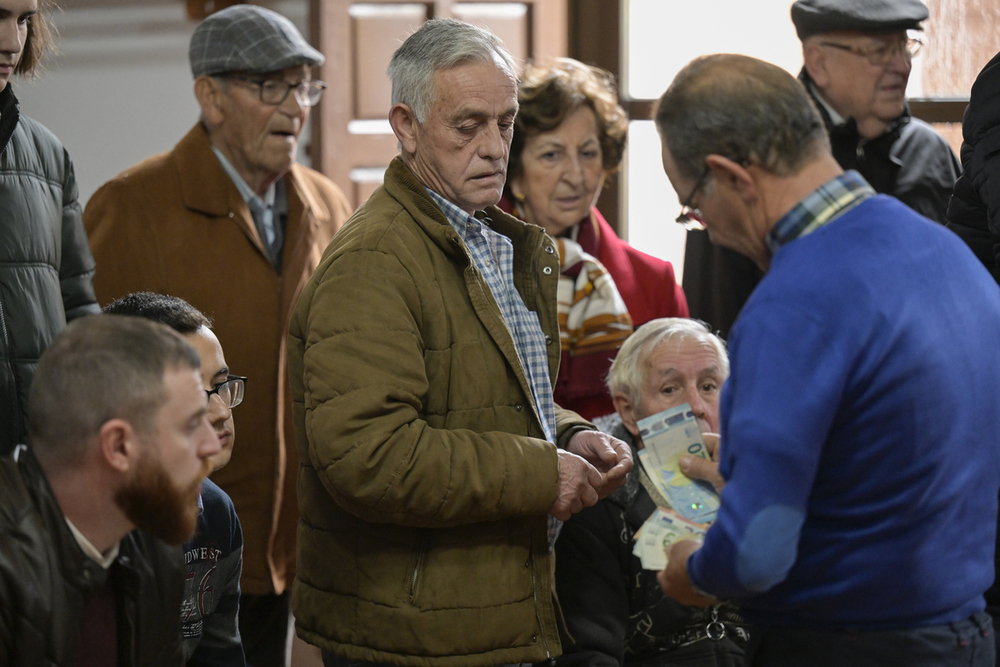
288;157;592;666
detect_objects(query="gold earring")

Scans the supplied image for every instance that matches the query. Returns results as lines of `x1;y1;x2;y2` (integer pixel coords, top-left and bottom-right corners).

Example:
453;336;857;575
513;191;526;202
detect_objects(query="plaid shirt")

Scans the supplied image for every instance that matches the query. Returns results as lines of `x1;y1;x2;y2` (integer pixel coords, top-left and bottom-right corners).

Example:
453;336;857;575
427;190;557;445
766;170;875;253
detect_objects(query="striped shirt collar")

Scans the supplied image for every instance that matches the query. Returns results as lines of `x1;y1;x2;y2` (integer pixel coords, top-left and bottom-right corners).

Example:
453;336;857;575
766;170;875;254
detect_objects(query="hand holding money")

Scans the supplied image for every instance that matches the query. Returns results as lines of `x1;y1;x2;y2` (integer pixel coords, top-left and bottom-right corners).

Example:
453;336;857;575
657;539;716;607
679;433;725;492
637;404;720;523
632;507;708;570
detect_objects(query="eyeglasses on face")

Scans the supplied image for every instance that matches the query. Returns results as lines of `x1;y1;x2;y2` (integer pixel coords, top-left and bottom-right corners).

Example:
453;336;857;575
223;75;327;107
206;375;247;409
819;34;924;67
675;165;711;231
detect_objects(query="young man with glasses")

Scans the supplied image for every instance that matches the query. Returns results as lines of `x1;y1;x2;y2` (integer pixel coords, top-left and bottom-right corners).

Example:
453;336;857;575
105;292;248;667
83;6;353;665
681;0;960;339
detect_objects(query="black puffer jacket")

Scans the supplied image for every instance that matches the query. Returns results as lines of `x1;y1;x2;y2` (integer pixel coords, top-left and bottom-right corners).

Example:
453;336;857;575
551;417;751;667
0;84;98;454
946;50;1000;283
0;447;185;666
682;71;961;337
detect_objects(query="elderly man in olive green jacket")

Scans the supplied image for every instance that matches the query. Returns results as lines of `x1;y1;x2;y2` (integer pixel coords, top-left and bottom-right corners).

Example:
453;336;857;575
288;18;632;667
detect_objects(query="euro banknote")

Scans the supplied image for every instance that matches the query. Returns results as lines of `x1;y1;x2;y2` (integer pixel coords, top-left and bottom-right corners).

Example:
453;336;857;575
636;403;720;523
632;507;708;570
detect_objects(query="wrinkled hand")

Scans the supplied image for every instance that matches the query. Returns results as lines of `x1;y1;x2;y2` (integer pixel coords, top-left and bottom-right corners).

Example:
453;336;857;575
679;432;725;492
548;450;603;521
566;430;633;498
657;539;716;607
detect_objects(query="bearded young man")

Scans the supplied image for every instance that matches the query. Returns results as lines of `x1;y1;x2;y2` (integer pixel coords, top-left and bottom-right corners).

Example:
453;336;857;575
0;315;222;667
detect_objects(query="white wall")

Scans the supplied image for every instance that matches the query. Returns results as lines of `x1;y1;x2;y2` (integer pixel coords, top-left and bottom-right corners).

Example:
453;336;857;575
14;1;308;207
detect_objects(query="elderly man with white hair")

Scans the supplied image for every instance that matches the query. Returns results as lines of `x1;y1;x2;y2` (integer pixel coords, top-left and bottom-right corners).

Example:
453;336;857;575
552;318;751;667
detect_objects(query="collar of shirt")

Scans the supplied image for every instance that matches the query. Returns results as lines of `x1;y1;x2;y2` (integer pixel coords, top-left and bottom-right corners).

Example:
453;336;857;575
66;517;120;570
424;188;485;240
808;81;847;126
211;145;276;214
766;170;876;254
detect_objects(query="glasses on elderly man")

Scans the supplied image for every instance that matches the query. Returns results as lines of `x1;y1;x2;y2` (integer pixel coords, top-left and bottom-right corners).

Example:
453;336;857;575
206;375;247;409
819;34;925;67
675;165;711;231
224;75;327;107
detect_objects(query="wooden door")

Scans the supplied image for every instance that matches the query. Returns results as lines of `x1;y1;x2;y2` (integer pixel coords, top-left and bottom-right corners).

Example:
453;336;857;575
310;0;568;207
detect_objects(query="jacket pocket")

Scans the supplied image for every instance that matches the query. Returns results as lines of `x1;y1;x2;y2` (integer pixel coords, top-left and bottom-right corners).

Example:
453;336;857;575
407;530;430;605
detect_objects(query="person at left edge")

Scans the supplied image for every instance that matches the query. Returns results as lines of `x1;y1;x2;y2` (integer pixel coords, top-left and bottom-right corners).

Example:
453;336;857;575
83;6;353;664
0;315;221;666
0;0;100;455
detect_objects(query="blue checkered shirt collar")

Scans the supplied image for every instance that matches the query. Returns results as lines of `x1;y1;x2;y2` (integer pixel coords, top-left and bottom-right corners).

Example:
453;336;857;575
766;170;876;254
424;188;557;446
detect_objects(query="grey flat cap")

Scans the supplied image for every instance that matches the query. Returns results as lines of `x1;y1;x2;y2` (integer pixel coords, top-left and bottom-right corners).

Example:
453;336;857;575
189;4;324;77
791;0;928;39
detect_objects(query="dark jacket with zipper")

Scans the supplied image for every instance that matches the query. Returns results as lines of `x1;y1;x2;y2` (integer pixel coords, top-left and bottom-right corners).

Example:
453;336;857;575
0;447;185;666
552;417;750;667
0;84;99;454
681;69;960;338
946;50;1000;283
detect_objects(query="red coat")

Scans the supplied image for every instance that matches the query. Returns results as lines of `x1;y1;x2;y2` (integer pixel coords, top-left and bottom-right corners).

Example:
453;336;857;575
583;208;688;329
497;198;688;419
565;209;688;418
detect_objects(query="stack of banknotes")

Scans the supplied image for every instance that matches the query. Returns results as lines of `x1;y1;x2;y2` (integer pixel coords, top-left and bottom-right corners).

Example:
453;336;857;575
632;403;720;570
632;507;709;570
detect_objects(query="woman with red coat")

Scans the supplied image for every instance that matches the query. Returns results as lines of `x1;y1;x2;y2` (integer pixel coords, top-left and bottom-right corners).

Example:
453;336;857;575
500;58;688;420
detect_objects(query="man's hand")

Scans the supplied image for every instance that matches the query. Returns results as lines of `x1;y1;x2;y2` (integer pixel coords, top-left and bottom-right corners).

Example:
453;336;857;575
548;450;603;521
566;430;633;498
679;432;725;492
656;539;716;607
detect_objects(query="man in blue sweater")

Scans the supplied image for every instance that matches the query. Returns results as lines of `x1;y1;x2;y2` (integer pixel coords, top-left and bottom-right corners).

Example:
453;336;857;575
654;53;1000;666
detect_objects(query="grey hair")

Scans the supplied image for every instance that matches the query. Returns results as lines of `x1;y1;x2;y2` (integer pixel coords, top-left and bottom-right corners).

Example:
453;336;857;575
387;18;519;123
607;318;729;410
654;53;829;180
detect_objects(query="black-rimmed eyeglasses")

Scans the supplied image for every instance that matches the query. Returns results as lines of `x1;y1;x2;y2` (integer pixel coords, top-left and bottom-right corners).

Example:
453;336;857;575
675;165;711;231
223;75;327;107
206;375;246;409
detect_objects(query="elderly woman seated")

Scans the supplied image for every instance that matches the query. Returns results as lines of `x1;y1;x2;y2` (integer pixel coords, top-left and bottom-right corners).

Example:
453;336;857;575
552;318;750;667
499;58;688;420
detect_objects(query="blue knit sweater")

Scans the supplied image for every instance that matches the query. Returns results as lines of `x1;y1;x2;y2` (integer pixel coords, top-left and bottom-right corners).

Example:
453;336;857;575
690;194;1000;629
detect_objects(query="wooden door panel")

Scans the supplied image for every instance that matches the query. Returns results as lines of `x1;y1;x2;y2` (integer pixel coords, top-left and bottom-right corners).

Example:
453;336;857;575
453;3;530;64
312;0;567;209
351;4;429;119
